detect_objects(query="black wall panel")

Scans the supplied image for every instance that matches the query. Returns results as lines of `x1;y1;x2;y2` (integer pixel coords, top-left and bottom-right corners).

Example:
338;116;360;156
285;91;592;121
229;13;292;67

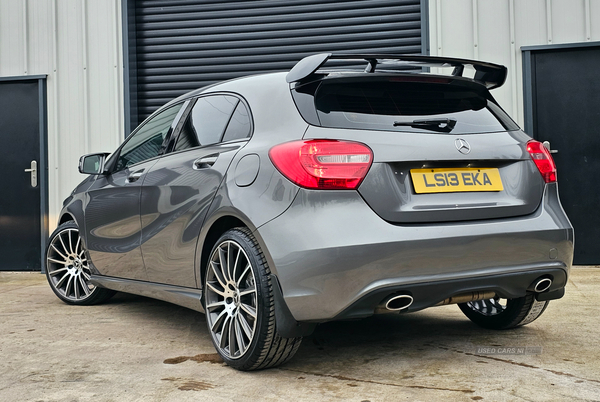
126;0;425;129
523;43;600;264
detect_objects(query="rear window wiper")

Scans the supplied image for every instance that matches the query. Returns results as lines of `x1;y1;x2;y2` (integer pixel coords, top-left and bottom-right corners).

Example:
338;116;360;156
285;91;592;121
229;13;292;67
393;118;457;133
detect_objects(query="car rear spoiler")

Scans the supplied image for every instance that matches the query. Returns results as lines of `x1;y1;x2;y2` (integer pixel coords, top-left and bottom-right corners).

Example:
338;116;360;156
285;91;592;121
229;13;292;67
286;53;508;90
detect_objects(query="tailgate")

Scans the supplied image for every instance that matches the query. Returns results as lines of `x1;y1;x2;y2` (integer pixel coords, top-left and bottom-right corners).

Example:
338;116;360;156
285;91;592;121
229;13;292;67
304;126;544;223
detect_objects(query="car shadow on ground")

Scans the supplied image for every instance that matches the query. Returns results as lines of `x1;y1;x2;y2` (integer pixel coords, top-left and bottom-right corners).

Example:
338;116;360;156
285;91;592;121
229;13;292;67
101;291;536;371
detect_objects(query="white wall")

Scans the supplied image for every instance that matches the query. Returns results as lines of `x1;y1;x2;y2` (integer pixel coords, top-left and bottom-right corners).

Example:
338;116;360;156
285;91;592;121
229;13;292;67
429;0;600;127
0;0;124;230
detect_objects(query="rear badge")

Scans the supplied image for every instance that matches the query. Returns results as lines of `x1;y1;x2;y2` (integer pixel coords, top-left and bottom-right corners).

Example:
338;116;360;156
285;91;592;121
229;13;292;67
455;138;471;154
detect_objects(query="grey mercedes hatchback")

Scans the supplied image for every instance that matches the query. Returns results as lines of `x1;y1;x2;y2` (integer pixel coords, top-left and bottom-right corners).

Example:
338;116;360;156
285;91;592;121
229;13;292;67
45;54;573;371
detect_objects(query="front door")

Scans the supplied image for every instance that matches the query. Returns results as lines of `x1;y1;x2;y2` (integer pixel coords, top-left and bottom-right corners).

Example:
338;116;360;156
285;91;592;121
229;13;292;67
0;77;47;271
84;102;186;280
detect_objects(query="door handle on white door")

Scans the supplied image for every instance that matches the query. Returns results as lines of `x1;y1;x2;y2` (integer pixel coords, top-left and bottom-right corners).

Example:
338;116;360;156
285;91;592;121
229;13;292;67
24;160;38;187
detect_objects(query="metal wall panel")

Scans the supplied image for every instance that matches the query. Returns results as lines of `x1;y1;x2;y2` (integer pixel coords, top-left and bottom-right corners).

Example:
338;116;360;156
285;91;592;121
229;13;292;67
129;0;424;125
429;0;600;127
0;0;124;231
522;43;600;264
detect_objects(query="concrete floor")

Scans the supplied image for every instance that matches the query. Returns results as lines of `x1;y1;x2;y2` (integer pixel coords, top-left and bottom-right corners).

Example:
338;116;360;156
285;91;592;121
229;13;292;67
1;268;599;402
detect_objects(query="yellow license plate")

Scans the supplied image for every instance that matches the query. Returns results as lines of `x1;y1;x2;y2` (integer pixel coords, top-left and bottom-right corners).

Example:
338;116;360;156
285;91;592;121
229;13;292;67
410;168;504;194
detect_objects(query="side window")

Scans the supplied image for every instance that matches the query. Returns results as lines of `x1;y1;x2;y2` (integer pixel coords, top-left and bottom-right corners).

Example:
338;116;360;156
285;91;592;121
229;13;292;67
222;102;251;142
116;104;183;171
174;95;238;151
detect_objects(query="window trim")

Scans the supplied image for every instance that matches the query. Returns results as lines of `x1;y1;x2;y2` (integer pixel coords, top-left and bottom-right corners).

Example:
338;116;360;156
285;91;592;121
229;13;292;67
169;92;254;153
105;100;189;173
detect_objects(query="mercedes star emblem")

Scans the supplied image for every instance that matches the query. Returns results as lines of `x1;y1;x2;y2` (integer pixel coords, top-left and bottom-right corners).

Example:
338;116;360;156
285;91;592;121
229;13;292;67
455;138;471;154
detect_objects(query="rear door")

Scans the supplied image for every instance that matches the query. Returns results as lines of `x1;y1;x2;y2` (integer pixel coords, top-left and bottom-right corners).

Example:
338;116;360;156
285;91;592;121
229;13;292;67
301;76;543;223
85;103;186;280
141;95;252;286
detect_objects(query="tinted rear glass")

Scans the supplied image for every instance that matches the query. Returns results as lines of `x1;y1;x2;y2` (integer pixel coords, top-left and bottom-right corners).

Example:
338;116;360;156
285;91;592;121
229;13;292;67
312;79;519;134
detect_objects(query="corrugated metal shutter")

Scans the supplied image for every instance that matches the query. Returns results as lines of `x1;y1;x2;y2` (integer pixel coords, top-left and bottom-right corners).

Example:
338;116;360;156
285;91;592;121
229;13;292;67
130;0;424;124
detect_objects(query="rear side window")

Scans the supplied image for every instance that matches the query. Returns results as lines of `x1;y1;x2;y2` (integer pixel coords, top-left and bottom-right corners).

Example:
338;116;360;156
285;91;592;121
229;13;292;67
310;78;519;134
175;95;251;151
222;102;251;142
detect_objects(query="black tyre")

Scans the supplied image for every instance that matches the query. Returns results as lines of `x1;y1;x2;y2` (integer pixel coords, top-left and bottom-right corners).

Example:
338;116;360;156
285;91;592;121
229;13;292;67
45;221;115;305
204;227;302;371
458;294;549;330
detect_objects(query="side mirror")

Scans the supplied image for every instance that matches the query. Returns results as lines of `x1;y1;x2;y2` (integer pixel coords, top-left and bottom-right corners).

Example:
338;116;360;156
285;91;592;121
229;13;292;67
78;153;110;175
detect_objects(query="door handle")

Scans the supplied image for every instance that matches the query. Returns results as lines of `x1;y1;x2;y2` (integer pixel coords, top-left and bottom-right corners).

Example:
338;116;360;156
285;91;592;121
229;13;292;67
24;160;38;187
542;141;558;154
127;170;144;183
193;154;218;170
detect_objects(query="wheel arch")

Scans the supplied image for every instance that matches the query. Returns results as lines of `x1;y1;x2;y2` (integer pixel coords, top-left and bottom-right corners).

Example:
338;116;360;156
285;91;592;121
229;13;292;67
196;208;281;290
58;213;75;225
196;212;252;289
58;195;87;233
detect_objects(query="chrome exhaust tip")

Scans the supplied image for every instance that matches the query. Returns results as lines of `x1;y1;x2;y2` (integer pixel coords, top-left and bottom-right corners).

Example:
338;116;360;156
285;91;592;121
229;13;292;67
529;277;552;293
384;294;414;311
374;294;414;314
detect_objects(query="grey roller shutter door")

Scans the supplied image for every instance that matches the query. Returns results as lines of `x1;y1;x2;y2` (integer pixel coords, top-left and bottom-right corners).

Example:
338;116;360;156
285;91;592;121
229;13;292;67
129;0;424;125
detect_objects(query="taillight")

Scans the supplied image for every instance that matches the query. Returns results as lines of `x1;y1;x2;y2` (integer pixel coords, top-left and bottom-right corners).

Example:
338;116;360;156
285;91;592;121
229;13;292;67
527;140;557;183
269;140;373;190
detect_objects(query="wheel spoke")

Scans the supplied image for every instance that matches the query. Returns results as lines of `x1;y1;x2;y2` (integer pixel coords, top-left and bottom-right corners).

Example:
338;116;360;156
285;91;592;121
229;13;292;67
210;261;227;289
211;309;228;333
226;243;233;282
206;301;226;310
240;302;256;318
232;247;241;282
51;244;68;261
219;315;232;349
49;267;68;276
237;312;253;340
55;271;69;288
58;234;69;257
64;275;74;297
75;235;81;255
78;276;90;296
74;276;81;299
236;265;251;288
207;281;226;297
228;315;236;355
68;230;75;255
47;257;68;265
234;317;245;355
81;271;91;281
218;246;230;282
238;285;256;298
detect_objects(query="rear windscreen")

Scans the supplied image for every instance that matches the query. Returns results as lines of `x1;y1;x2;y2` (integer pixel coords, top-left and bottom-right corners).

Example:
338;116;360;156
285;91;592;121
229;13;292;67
311;78;519;134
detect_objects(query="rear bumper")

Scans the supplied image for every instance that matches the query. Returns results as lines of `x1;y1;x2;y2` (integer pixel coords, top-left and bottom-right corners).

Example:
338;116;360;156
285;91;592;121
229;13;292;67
256;183;573;322
332;268;567;321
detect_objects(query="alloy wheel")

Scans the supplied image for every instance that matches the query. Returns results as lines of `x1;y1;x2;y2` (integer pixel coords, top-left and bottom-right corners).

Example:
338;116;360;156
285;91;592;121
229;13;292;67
466;298;507;316
205;240;258;360
46;228;95;301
